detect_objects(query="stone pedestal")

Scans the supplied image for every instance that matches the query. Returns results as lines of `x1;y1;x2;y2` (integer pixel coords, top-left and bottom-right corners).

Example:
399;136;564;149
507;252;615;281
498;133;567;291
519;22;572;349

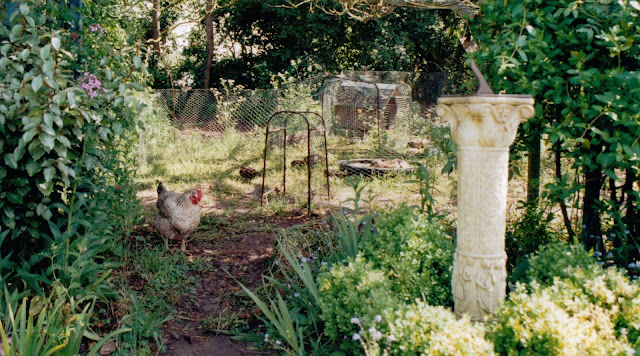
436;95;535;321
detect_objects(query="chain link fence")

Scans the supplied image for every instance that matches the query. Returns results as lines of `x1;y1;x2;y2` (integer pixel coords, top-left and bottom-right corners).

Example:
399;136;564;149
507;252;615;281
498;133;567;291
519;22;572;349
149;71;466;209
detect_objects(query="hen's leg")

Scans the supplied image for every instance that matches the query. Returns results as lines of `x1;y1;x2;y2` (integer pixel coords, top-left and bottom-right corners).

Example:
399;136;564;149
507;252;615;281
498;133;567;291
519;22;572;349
180;239;187;251
165;237;169;251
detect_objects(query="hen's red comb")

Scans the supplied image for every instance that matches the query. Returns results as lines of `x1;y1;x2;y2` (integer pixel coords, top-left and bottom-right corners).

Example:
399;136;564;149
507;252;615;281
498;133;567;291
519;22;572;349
196;189;203;201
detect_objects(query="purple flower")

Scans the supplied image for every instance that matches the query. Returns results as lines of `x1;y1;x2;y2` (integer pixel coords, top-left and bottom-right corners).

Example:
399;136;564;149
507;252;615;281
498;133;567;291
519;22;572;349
88;23;104;34
79;72;107;98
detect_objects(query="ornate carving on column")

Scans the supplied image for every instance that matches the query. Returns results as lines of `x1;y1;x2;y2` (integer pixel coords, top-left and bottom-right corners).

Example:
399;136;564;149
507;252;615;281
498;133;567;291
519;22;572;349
436;95;534;321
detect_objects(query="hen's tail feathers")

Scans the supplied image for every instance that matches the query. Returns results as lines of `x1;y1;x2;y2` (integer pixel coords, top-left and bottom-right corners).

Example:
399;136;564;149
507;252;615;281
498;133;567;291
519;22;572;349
156;180;166;195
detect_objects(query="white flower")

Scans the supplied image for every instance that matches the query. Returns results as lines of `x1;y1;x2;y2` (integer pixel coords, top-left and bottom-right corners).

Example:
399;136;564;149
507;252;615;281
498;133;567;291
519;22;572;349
301;257;309;263
294;292;300;298
321;261;328;266
264;333;269;341
593;251;603;257
368;327;376;334
352;333;361;341
275;340;281;345
629;262;637;269
387;334;397;342
350;317;360;324
372;331;383;341
374;315;382;323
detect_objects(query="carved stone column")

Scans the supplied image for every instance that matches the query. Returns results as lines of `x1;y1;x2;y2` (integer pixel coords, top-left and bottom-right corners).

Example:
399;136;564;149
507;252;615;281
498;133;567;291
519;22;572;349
436;95;535;321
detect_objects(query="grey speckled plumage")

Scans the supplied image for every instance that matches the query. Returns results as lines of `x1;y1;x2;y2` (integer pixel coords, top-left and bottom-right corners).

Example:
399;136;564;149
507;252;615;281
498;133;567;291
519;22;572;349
154;181;202;251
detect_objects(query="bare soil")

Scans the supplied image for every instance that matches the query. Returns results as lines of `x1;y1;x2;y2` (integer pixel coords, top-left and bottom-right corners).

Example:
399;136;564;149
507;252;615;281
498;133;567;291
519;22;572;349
134;187;324;356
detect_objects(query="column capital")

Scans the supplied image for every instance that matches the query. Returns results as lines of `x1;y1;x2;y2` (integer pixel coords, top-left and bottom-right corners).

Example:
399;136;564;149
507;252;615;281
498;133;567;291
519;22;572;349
436;95;535;148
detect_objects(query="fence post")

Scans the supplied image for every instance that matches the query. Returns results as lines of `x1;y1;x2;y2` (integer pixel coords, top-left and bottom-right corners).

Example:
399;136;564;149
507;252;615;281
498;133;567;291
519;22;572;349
436;93;534;321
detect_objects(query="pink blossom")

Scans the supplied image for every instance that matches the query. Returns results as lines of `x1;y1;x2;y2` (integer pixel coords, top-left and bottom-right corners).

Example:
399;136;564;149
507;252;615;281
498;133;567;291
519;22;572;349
79;72;107;98
88;23;104;34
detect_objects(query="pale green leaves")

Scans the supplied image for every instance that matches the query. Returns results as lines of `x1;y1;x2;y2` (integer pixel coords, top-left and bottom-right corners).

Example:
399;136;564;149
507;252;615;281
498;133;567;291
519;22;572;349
39;44;51;61
32;76;43;93
51;37;61;51
133;56;142;69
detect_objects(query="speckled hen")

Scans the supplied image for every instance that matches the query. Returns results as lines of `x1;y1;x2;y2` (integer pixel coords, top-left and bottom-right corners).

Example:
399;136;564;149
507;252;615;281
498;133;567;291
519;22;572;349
154;181;202;251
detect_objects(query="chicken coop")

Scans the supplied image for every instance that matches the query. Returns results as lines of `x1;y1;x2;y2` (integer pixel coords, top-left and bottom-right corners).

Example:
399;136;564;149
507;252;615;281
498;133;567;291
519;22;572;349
149;71;454;212
319;74;412;141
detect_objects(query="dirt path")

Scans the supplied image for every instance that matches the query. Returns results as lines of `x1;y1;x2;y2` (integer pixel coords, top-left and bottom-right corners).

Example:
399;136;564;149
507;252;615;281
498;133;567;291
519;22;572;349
136;187;322;355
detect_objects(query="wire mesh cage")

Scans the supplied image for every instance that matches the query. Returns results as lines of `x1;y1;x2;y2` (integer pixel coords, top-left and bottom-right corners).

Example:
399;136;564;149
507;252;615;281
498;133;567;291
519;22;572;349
320;74;412;141
149;71;463;210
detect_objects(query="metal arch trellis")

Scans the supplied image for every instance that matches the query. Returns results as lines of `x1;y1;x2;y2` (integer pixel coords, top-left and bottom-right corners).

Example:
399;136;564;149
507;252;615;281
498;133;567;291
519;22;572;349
260;111;330;216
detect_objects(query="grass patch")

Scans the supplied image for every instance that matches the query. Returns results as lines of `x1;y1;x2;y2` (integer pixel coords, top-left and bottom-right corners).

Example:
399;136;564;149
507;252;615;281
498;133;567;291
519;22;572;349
114;246;196;355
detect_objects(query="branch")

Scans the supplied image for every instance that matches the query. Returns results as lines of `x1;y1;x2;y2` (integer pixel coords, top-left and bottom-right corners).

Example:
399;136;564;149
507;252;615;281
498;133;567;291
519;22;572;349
284;0;479;20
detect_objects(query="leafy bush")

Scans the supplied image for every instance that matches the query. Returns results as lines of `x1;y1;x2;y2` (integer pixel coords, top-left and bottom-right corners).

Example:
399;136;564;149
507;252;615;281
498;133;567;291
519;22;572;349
0;0;144;297
505;202;556;274
489;282;627;355
490;242;640;355
471;0;640;255
361;205;454;306
389;300;493;355
318;205;455;352
524;242;601;287
317;254;396;348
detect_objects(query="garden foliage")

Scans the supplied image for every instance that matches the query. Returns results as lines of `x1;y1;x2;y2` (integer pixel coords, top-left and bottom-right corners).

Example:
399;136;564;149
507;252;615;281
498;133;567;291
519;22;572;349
0;0;145;352
490;242;640;355
389;301;492;355
251;202;640;355
0;0;143;293
471;0;640;262
317;204;455;352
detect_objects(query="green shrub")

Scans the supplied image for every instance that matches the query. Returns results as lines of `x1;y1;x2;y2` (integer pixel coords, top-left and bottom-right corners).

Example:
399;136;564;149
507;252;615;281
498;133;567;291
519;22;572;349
0;0;143;297
489;282;626;355
524;242;601;287
505;201;556;278
389;300;493;355
361;205;454;306
490;243;640;355
317;254;396;347
317;205;455;352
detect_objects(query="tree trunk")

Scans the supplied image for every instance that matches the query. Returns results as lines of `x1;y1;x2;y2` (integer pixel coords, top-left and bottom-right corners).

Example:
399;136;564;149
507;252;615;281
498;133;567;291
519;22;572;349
554;146;575;239
527;136;541;203
581;145;605;253
151;0;162;58
204;0;216;89
623;168;640;237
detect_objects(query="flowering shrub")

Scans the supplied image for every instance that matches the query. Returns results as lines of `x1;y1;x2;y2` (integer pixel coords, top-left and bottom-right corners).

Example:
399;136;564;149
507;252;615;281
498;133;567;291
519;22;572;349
389;300;493;355
361;204;454;306
0;0;144;296
317;205;455;352
317;254;396;350
490;243;640;354
524;242;602;287
79;72;107;98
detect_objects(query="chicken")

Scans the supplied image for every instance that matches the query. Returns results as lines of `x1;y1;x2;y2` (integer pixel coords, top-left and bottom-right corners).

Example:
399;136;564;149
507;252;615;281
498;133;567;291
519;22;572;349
154;181;202;251
304;154;321;167
239;166;259;181
291;155;321;169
